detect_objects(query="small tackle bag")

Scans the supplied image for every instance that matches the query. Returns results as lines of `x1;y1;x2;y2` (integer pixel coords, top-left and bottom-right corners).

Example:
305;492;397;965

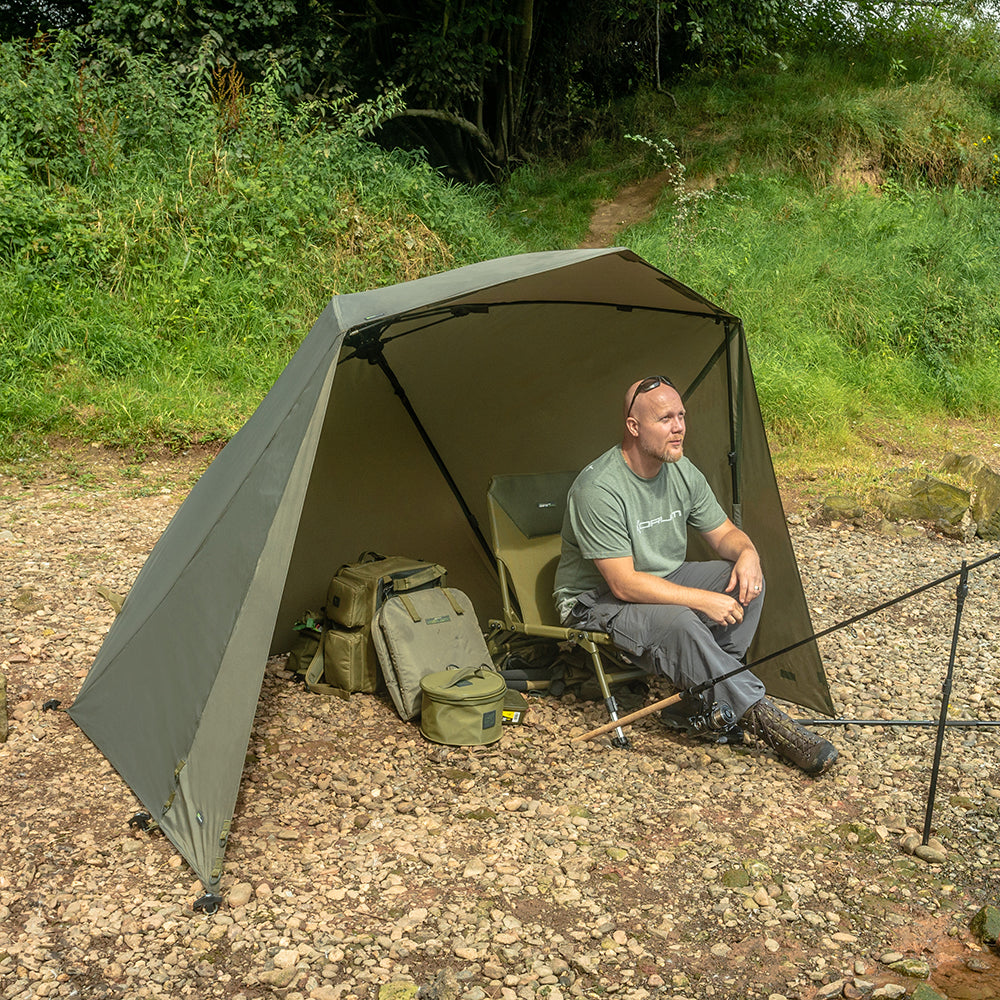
419;665;507;746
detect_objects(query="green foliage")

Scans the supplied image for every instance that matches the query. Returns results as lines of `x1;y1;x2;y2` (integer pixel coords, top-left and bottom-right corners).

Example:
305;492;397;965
83;0;333;99
0;32;523;461
624;133;715;227
73;0;835;181
628;35;1000;195
679;0;785;67
627;174;1000;438
4;12;1000;467
497;137;655;249
0;0;89;40
524;17;1000;446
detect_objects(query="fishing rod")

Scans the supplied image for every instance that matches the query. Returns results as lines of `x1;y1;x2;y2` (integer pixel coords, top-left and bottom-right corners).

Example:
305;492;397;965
575;547;1000;743
745;548;1000;674
801;719;1000;728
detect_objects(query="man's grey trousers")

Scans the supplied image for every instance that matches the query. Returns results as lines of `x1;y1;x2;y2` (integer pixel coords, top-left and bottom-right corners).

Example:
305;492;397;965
564;560;766;719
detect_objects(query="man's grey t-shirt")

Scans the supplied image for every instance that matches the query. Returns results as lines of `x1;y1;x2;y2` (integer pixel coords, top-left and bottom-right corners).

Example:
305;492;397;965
552;446;727;620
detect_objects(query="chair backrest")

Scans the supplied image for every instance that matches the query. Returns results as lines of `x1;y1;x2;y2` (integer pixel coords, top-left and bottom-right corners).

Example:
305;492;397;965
487;471;579;628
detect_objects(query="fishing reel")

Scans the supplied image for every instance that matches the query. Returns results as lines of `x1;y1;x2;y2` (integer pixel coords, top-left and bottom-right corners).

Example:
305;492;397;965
662;688;737;734
688;697;737;734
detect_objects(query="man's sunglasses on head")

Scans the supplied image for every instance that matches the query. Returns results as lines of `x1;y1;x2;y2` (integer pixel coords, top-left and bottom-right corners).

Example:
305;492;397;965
626;375;675;418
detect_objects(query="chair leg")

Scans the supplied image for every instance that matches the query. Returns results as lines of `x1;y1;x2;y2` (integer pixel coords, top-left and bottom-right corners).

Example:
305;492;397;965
581;639;631;749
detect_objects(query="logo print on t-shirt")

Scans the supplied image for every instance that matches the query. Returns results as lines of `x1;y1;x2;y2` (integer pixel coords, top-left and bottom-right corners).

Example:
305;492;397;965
636;510;683;532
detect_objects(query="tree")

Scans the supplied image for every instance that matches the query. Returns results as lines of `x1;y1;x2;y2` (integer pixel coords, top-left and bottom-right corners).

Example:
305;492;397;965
81;0;997;181
1;0;91;40
356;0;662;180
82;0;665;179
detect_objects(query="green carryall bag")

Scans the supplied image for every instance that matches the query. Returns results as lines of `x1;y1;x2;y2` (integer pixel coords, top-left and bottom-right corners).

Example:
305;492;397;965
327;552;447;628
419;665;507;746
323;553;447;694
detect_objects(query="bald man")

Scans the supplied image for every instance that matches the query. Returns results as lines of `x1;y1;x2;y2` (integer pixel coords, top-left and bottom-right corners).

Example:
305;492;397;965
553;376;837;776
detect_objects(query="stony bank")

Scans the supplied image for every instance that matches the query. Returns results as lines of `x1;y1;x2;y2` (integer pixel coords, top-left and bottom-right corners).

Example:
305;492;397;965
1;451;999;1000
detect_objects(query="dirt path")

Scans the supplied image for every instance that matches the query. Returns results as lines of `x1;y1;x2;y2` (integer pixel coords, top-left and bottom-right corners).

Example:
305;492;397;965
578;169;675;248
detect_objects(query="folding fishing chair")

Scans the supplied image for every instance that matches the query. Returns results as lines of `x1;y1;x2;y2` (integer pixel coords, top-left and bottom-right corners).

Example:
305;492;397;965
486;471;649;747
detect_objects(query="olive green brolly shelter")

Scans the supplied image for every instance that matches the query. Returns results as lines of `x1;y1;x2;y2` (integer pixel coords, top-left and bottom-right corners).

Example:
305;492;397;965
70;248;833;902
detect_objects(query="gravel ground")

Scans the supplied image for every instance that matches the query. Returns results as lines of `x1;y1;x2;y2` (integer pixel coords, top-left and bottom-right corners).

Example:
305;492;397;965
2;449;999;1000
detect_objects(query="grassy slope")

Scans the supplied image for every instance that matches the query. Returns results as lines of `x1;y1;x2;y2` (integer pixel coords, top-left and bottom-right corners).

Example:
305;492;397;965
3;26;1000;502
501;35;1000;505
0;40;529;461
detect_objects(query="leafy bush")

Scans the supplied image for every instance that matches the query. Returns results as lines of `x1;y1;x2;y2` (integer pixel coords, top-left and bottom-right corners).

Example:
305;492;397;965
0;32;523;460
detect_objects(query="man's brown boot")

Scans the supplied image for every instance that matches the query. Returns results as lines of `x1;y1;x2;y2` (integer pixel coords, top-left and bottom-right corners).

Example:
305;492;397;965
742;697;838;776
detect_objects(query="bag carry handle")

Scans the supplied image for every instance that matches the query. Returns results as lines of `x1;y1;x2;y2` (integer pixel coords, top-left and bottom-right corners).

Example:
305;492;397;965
330;550;385;578
398;588;465;623
391;563;447;592
440;664;497;689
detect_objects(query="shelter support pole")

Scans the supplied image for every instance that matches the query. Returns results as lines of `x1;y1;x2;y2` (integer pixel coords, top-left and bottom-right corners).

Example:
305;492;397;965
723;320;743;527
734;323;745;526
678;319;741;522
369;351;496;565
921;560;969;846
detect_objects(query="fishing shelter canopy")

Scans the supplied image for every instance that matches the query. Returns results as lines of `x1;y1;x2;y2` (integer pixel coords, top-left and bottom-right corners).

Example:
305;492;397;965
70;248;833;896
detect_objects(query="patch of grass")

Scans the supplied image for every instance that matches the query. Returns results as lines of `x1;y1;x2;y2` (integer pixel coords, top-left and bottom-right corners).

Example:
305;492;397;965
648;41;1000;191
497;137;655;249
628;174;1000;452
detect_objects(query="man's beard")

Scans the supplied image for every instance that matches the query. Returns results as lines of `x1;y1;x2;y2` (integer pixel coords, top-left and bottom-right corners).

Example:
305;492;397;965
640;440;683;465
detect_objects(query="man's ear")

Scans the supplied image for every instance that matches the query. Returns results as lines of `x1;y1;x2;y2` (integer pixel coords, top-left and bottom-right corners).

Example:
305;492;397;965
624;415;640;438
